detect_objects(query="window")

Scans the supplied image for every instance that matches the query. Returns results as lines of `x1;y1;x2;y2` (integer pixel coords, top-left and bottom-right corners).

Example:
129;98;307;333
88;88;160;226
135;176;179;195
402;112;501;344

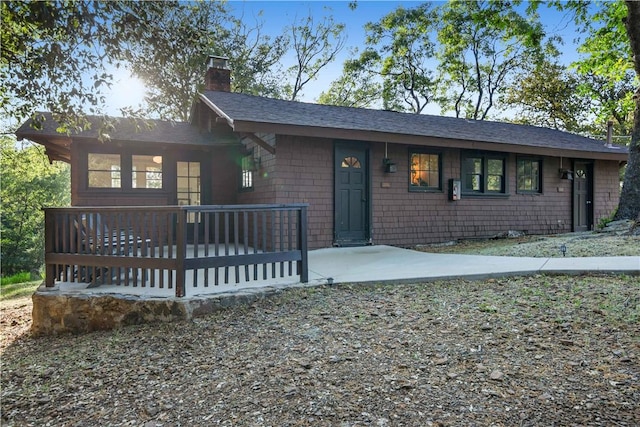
341;156;361;168
241;155;254;190
132;155;163;189
177;161;201;223
461;152;506;194
88;153;121;188
409;151;441;191
517;158;542;193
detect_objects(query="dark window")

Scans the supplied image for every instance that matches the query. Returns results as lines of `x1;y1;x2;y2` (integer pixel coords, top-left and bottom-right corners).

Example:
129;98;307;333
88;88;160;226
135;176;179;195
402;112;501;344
410;150;441;191
517;158;542;193
241;155;254;190
461;152;506;194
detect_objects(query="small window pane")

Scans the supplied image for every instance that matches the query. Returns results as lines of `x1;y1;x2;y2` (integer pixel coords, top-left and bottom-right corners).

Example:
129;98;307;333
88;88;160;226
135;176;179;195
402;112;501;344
487;158;504;192
88;153;121;188
463;157;483;192
410;152;441;191
517;158;541;193
461;152;506;194
241;155;254;190
487;175;503;192
132;155;163;189
341;156;361;168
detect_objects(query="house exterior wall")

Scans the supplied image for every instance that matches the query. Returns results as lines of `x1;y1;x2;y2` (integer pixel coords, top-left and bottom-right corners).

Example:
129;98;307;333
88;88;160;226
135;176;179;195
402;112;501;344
265;136;622;249
70;140;238;207
271;135;335;248
592;159;622;224
66;134;621;249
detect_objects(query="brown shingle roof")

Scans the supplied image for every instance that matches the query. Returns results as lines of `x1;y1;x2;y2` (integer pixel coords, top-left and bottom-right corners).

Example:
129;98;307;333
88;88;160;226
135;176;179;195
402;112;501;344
15;112;238;146
201;91;628;157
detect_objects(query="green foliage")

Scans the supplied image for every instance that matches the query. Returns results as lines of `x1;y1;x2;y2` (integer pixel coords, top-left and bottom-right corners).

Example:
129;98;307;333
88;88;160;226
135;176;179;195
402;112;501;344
572;0;636;135
597;208;618;229
120;2;289;121
0;1;147;131
118;2;231;121
317;57;382;108
1;137;70;275
0;280;41;301
436;0;550;120
323;1;549;118
347;3;440;113
1;272;32;286
503;60;592;132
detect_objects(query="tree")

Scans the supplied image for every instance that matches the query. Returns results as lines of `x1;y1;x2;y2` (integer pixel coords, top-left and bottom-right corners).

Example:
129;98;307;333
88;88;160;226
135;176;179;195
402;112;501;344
502;60;592;133
317;57;382;108
1;1;149;132
546;0;640;221
117;2;230;121
572;0;636;136
120;2;289;121
436;0;549;120
344;3;440;113
1;137;70;275
223;13;288;99
615;1;640;220
284;14;346;101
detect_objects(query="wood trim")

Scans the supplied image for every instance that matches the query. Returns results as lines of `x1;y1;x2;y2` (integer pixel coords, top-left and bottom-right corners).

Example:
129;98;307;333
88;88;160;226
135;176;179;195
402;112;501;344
230;121;629;162
240;133;276;155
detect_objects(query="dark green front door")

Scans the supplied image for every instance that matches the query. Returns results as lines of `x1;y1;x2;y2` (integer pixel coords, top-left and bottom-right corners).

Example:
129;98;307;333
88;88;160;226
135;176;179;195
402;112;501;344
334;142;370;245
573;161;593;232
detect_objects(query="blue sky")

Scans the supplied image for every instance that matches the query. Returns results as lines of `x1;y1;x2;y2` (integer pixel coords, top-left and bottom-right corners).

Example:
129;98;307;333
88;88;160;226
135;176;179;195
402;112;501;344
107;0;587;115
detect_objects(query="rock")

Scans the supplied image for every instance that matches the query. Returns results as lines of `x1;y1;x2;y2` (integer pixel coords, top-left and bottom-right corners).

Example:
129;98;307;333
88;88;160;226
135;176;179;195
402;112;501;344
489;370;504;381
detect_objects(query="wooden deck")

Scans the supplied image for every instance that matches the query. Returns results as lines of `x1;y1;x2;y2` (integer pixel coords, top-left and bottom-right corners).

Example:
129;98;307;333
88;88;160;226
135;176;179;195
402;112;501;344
44;204;309;297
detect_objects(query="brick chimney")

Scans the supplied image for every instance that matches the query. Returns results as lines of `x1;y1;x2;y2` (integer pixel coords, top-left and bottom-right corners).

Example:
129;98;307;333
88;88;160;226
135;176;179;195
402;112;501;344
204;55;231;91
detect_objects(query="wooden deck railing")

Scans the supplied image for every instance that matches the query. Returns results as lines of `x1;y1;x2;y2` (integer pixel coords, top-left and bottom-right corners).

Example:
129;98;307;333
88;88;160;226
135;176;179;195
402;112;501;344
44;204;309;297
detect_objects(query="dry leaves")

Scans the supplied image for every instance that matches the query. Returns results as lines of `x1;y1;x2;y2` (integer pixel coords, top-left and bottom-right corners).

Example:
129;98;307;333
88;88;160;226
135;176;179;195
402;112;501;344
1;274;639;426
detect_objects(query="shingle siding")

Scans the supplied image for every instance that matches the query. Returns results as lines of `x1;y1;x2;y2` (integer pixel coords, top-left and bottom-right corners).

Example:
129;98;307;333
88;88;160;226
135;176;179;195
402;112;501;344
266;136;621;249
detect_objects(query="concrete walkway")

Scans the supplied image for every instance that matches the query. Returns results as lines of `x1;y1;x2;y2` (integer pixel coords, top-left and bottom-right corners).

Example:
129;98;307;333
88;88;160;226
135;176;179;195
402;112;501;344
307;245;640;286
47;245;639;298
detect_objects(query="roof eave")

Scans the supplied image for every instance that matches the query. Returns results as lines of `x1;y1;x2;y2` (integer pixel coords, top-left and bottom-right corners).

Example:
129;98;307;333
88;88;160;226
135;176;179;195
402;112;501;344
198;93;234;128
227;120;629;161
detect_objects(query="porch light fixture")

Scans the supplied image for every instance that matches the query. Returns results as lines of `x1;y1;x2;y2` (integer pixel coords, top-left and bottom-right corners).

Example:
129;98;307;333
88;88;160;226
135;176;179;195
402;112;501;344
383;142;397;173
559;169;573;180
383;158;397;173
559;157;573;180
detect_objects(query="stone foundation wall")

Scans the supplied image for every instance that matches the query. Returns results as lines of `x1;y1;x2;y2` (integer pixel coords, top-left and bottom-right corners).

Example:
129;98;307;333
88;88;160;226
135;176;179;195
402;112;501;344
30;284;284;336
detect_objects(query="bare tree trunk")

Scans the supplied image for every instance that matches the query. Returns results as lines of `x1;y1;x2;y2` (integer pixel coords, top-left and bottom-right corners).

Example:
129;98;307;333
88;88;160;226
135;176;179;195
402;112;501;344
615;1;640;221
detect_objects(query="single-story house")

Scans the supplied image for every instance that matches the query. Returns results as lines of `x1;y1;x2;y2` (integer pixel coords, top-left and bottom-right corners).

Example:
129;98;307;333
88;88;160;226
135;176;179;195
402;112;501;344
17;56;628;250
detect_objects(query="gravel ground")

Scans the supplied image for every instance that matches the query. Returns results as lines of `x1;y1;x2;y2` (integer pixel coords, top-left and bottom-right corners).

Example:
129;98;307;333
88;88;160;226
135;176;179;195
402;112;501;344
415;224;640;258
1;229;638;426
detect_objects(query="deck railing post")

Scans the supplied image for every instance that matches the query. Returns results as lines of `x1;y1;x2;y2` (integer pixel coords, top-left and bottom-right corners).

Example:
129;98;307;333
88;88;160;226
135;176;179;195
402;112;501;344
44;209;56;287
176;208;187;297
298;205;309;283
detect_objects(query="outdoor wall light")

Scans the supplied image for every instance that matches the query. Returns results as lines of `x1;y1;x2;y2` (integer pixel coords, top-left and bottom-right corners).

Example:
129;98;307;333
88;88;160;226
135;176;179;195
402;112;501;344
383;158;397;173
559;169;573;180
